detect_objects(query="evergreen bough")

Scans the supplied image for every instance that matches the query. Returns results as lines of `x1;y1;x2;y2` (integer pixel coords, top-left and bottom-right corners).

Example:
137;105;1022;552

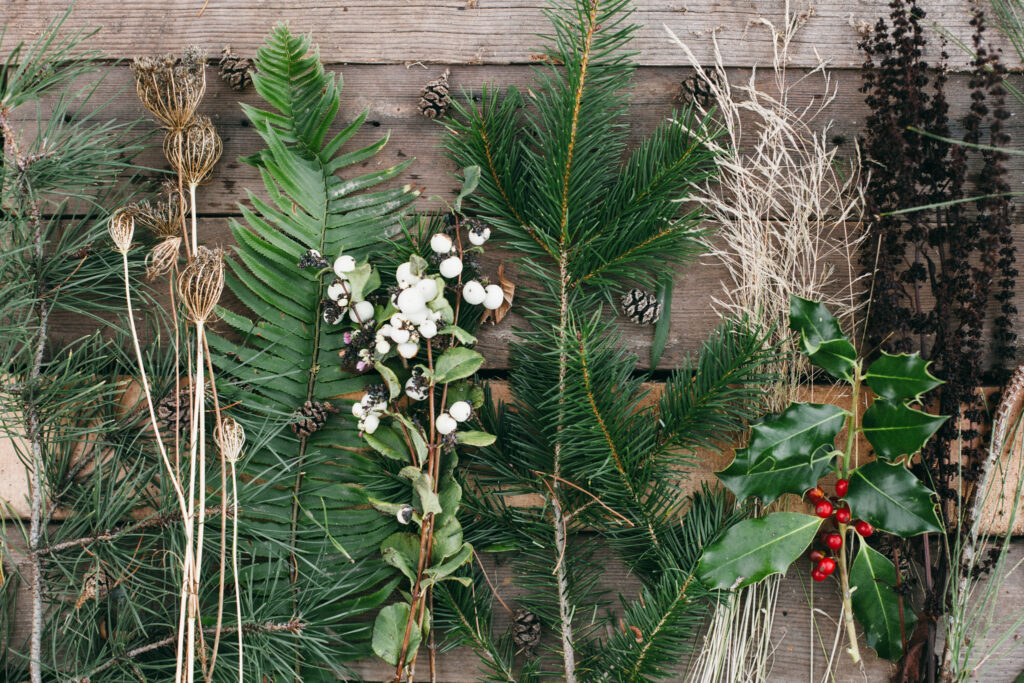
439;0;780;680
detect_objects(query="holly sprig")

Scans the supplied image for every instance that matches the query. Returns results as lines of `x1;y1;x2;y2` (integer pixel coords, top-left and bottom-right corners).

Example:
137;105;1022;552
697;295;947;663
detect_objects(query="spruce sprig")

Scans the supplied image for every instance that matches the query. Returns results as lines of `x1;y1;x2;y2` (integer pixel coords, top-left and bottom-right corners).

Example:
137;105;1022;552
441;0;778;680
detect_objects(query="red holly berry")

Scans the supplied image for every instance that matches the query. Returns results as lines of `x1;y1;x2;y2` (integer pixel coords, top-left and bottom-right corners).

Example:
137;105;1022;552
825;532;843;551
814;500;833;518
809;549;825;563
855;520;874;537
811;569;827;582
835;506;852;524
806;487;825;502
817;557;837;576
835;479;849;497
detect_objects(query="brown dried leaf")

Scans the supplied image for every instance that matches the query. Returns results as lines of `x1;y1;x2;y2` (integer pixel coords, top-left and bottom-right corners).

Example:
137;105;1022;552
481;263;515;325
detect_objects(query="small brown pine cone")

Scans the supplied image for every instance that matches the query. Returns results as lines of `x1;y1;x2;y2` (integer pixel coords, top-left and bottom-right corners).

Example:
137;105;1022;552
512;609;542;656
291;400;339;438
419;69;451;119
156;387;193;433
620;288;661;325
219;46;254;91
676;69;724;109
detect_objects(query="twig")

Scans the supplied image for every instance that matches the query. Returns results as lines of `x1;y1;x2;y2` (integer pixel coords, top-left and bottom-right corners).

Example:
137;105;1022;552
473;549;513;616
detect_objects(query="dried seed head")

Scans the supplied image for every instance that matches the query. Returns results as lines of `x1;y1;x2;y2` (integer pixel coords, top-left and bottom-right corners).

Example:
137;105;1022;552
164;116;222;186
177;246;225;323
136;187;186;239
215;415;246;464
108;208;135;254
131;47;207;129
146;236;183;280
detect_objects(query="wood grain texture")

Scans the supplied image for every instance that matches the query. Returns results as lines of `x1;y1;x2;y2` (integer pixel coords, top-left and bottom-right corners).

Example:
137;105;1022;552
3;0;1018;69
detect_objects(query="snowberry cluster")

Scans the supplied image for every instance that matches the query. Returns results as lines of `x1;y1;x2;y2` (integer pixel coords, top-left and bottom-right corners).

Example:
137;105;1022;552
351;384;389;435
804;480;874;582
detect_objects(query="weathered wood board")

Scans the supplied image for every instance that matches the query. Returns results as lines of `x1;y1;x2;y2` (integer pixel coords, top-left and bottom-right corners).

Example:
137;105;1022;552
3;0;1018;69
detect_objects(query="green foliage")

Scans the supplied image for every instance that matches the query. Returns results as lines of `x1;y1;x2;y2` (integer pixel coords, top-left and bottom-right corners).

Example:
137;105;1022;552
699;295;948;662
850;542;914;661
208;23;417;675
697;513;823;590
717;403;846;504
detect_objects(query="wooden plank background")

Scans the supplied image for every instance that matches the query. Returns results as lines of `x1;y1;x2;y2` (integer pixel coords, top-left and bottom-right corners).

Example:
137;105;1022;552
3;0;1024;680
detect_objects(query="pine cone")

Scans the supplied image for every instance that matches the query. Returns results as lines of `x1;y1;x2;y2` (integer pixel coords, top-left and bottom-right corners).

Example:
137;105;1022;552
219;46;254;91
156;387;193;433
419;69;451;119
620;288;661;325
676;69;723;109
291;400;339;438
512;609;542;656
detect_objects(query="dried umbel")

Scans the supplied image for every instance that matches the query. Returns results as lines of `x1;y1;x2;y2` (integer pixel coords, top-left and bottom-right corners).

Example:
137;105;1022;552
215;416;246;464
136;188;186;238
177;246;225;323
131;46;207;129
164;115;222;187
107;208;135;254
146;236;183;280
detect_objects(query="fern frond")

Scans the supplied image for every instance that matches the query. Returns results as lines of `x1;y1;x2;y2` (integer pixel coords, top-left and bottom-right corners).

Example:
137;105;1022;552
210;23;417;674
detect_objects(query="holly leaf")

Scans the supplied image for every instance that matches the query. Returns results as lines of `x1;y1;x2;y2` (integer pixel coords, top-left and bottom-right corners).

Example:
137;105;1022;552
789;296;857;380
697;512;823;590
861;398;947;462
864;352;942;402
372;603;421;666
433;347;484;384
845;461;943;537
850;542;915;661
717;402;846;504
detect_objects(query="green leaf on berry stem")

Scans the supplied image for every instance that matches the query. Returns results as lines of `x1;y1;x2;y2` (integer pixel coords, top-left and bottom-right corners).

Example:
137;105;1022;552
850;541;915;661
697;512;823;590
864;352;943;402
845;461;943;537
789;296;858;380
364;423;410;461
861;398;947;462
375;361;401;399
456;430;496;447
372;602;422;666
433;347;485;384
717;402;846;504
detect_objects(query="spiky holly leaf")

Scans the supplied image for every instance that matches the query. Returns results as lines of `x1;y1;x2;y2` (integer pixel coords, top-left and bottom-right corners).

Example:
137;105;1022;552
698;512;823;590
789;295;857;380
845;461;943;537
864;352;942;402
717;402;846;504
850;542;914;661
861;398;947;462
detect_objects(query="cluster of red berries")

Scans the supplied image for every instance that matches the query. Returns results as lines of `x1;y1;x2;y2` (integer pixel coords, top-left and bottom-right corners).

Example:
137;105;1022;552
804;480;874;582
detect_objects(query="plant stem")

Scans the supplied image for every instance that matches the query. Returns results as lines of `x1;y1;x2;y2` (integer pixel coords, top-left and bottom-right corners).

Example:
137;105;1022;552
230;459;243;683
25;299;49;683
837;524;861;664
201;334;229;679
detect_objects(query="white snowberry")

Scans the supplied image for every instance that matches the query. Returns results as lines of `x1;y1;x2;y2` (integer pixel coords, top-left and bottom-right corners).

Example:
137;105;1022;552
439;256;463;279
390;327;411;344
463;280;486;305
415;277;438;302
396;261;420;289
375;338;391;354
397;287;427;314
430;233;454;254
468;226;491;246
397;341;419;359
334;254;356;277
327;280;350;303
435;412;457;435
352;402;365;418
360;414;380;434
483;284;504;310
405;308;429;325
418;319;438;339
449;400;472;423
405;377;428;401
350;300;374;323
